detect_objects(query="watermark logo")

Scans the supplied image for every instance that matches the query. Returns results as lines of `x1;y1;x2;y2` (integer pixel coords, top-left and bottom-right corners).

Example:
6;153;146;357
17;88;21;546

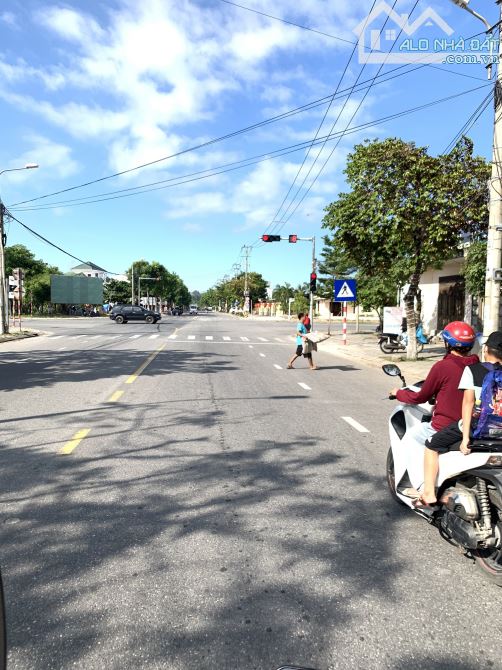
354;1;498;65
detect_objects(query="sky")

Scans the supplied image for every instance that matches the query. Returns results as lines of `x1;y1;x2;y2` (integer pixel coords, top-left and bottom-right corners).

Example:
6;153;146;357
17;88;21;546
0;0;498;294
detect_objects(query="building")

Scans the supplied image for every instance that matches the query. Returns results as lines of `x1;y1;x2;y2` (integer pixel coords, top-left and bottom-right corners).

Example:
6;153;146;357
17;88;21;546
69;262;108;280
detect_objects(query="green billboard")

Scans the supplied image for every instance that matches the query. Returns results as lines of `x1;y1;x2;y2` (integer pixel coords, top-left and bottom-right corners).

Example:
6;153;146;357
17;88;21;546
51;275;104;304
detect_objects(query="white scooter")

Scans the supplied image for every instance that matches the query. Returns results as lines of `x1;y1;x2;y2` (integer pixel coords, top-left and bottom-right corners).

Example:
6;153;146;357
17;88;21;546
383;363;502;586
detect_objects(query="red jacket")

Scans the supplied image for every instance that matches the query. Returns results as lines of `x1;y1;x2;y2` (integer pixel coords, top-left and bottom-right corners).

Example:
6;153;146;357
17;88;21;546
396;353;479;431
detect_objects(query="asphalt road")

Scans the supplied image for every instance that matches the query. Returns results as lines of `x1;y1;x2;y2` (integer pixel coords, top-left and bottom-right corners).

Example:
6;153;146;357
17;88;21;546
0;314;500;670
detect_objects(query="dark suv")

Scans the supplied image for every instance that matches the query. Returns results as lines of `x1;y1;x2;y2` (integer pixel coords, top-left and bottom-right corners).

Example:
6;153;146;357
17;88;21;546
110;305;161;324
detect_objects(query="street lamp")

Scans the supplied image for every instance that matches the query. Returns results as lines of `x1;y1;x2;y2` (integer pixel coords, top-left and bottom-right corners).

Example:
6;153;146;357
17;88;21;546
0;163;39;335
449;0;501;335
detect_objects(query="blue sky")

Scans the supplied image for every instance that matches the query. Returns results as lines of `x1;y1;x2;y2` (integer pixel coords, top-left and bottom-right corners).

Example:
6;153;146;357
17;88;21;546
0;0;498;293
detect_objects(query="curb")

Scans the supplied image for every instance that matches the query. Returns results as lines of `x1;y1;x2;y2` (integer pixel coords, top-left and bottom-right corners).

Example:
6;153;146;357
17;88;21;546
0;331;39;344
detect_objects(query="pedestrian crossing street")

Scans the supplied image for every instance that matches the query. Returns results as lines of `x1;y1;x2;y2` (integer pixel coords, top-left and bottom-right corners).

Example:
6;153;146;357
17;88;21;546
46;332;295;344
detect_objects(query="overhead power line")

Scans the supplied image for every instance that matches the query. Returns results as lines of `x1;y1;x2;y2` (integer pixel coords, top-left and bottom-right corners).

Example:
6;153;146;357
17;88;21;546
9;84;490;212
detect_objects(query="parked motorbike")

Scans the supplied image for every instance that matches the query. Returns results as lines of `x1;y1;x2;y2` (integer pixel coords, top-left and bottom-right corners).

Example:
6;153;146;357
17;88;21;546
378;323;430;354
383;363;502;586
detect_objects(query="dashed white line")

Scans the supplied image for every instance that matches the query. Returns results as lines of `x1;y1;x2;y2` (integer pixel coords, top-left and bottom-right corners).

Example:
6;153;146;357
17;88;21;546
223;336;231;341
298;382;312;391
187;335;195;340
168;334;177;339
240;337;249;341
248;345;254;349
108;335;120;339
129;334;141;339
149;334;160;339
274;337;284;342
259;353;266;358
257;337;268;342
205;336;213;341
88;335;101;339
51;335;64;340
58;347;67;351
273;364;283;370
342;416;370;433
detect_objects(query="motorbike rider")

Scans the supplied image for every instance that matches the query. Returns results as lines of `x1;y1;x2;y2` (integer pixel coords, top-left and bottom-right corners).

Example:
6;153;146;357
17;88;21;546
390;321;479;497
419;330;502;506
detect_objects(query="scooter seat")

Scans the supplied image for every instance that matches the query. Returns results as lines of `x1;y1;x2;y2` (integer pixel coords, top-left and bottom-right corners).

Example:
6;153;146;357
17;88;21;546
469;439;502;453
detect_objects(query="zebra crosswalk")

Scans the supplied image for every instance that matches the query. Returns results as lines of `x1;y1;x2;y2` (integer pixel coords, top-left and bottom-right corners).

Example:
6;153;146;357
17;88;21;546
45;332;291;345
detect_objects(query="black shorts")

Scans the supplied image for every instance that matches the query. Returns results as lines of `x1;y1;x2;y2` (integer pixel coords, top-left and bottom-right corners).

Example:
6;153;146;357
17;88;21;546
426;422;462;454
295;344;311;358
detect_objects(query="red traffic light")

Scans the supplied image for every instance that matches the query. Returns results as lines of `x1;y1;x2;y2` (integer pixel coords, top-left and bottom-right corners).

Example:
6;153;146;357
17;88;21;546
261;234;281;242
288;234;298;243
310;272;317;281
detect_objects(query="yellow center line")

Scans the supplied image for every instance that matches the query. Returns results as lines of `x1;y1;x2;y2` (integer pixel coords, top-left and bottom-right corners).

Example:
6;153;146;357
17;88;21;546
125;343;166;384
108;390;124;402
59;429;91;455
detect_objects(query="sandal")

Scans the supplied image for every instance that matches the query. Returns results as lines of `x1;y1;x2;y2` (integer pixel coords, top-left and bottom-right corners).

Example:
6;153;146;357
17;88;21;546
287;365;294;369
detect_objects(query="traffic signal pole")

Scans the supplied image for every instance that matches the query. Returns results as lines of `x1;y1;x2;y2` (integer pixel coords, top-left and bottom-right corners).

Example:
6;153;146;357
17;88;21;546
310;236;316;330
0;203;7;335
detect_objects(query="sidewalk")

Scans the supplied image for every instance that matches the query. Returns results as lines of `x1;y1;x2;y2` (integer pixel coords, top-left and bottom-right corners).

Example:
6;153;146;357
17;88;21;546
317;330;446;382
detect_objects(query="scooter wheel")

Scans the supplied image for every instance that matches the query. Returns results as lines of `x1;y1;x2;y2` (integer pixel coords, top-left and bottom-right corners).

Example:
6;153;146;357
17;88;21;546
386;448;407;507
473;521;502;587
379;340;396;354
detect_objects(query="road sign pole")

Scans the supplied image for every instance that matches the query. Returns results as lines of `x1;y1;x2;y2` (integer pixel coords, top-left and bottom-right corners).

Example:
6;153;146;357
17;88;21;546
310;236;315;329
342;303;347;345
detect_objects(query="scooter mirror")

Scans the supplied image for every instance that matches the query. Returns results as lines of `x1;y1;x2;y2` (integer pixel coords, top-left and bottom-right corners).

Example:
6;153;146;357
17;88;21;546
382;364;401;377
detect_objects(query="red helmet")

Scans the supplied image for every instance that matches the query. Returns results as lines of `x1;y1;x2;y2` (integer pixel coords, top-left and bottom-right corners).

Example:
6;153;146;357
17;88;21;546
442;321;476;349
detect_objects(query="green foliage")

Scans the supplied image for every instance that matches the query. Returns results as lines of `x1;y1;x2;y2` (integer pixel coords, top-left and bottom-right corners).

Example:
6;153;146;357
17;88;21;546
272;283;295;312
191;290;201;303
104;279;131;304
127;260;191;306
322;136;489;358
202;272;268;309
463;241;487;299
5;244;48;278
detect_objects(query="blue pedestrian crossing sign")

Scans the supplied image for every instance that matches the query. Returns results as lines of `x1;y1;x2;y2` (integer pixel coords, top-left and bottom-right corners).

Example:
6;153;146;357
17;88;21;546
334;279;357;302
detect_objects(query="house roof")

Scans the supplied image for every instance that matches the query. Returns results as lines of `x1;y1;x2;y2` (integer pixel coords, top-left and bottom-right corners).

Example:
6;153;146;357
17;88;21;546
353;1;453;38
71;261;108;272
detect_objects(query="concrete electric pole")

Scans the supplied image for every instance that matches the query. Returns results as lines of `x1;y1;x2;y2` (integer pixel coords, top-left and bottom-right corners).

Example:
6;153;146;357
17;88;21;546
449;1;502;333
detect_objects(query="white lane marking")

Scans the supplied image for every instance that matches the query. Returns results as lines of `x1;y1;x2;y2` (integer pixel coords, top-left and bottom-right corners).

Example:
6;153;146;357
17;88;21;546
58;347;67;351
51;335;64;340
248;345;254;349
88;335;101;339
205;336;213;340
342;416;370;433
259;353;266;358
73;335;87;339
187;335;195;340
258;337;268;342
274;337;284;342
149;334;160;339
168;334;177;339
129;334;141;339
298;382;312;391
240;337;249;341
274;364;283;370
223;336;231;341
108;335;121;339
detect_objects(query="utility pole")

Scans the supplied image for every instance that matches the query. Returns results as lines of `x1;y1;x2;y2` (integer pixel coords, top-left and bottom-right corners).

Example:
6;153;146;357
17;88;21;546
241;245;252;314
131;263;135;305
0;202;7;335
484;3;502;334
449;1;502;333
310;236;316;330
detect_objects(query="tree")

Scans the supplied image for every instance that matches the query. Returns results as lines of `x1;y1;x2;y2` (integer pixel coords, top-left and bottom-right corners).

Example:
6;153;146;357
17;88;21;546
104;279;131;304
5;244;46;278
272;283;295;312
202;272;268;310
191;290;201;303
322;137;489;359
126;260;191;306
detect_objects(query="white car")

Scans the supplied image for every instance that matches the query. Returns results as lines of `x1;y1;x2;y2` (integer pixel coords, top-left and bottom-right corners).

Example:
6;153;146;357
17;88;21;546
189;305;198;315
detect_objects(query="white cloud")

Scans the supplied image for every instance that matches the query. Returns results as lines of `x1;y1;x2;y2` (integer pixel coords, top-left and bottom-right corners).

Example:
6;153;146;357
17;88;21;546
1;135;79;186
1;11;17;27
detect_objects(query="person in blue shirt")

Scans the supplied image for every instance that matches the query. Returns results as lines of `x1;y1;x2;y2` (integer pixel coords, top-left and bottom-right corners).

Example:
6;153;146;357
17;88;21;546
287;312;317;370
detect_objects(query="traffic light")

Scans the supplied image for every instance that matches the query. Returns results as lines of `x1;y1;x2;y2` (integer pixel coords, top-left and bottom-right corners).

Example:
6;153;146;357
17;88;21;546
261;234;281;242
309;272;317;293
288;234;298;243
